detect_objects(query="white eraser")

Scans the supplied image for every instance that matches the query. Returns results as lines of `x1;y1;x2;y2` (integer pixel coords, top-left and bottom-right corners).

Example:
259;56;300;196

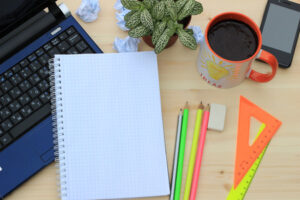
208;103;226;131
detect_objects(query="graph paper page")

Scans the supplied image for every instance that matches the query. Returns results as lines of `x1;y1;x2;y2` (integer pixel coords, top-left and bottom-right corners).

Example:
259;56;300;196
54;52;169;200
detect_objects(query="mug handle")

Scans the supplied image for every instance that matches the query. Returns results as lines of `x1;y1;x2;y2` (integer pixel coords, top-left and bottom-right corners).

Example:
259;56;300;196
248;50;278;83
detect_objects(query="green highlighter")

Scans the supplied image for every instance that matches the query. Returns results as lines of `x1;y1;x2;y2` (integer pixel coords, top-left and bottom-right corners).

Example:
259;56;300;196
174;103;189;200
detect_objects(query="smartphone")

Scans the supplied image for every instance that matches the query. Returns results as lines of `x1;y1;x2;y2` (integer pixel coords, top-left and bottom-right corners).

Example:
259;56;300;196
260;0;300;68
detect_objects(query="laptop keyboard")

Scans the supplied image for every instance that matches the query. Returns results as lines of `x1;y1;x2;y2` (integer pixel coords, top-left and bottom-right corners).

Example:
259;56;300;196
0;27;95;151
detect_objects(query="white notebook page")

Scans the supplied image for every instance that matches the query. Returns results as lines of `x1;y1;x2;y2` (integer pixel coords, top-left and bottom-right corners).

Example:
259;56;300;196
54;52;170;200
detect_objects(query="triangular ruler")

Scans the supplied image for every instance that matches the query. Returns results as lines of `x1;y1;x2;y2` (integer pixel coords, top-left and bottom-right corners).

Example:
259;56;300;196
234;96;281;188
227;124;268;200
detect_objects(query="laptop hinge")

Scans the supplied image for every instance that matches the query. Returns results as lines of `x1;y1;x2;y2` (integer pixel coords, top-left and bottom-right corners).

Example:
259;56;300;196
49;2;70;20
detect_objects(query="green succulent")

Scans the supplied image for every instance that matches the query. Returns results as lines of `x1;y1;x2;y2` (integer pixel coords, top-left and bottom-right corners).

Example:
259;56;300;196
122;0;203;54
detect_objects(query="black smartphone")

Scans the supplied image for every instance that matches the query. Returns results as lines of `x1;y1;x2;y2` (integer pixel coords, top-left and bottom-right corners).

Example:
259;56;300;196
260;0;300;68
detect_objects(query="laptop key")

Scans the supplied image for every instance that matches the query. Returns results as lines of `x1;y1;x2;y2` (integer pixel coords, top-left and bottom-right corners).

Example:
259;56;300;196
0;76;5;83
0;107;11;120
0;94;12;106
76;41;88;52
1;80;13;92
29;60;42;72
66;27;75;35
9;101;21;113
39;54;50;65
67;33;81;46
20;59;29;67
38;80;49;92
12;64;21;73
30;99;42;111
28;87;40;99
0;128;4;136
1;120;13;132
10;74;23;86
0;134;12;146
10;103;51;138
43;43;52;51
20;106;33;118
57;41;70;52
28;74;41;85
20;67;32;79
38;67;49;79
4;70;13;79
18;94;31;105
39;92;50;104
48;47;60;58
9;87;22;99
28;54;37;62
59;32;68;40
19;80;31;92
10;112;23;125
51;38;60;46
35;48;44;56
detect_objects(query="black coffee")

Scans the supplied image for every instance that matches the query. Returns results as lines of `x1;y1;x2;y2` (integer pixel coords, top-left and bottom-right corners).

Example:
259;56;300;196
208;20;258;61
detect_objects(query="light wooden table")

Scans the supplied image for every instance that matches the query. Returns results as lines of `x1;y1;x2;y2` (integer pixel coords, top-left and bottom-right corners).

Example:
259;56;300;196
5;0;300;199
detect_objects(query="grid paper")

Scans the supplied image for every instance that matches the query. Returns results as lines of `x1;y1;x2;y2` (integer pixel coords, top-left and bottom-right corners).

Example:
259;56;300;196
54;52;170;200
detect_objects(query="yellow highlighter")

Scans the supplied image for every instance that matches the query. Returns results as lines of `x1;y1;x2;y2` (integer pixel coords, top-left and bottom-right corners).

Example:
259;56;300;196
183;102;204;200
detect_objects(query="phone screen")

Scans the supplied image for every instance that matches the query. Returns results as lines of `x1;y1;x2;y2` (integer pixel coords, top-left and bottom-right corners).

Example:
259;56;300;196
262;3;300;53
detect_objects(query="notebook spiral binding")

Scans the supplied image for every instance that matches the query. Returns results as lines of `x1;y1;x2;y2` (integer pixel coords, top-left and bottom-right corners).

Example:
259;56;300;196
49;58;67;199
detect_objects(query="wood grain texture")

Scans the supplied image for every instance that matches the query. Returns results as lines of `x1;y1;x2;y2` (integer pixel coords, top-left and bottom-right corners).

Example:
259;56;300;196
5;0;300;199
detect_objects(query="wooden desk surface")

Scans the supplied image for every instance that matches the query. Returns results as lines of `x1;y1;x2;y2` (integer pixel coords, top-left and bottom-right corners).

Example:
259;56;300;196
5;0;300;199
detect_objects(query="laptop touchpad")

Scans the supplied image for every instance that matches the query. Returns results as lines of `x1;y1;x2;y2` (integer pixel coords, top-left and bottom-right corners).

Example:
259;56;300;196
30;117;54;163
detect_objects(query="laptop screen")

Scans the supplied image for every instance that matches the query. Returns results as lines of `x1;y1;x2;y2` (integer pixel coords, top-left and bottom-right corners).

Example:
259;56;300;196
0;0;53;37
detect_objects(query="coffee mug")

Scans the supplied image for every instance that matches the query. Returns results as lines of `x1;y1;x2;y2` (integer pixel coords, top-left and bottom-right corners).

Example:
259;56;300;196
197;12;278;88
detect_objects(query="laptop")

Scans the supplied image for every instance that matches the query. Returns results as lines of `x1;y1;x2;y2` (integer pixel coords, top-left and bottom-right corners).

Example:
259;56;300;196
0;0;103;198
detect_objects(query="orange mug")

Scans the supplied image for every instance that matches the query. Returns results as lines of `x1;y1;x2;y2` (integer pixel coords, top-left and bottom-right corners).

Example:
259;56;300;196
197;12;278;88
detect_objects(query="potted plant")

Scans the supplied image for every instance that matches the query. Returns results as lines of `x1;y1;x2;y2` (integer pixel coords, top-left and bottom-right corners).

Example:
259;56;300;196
121;0;203;54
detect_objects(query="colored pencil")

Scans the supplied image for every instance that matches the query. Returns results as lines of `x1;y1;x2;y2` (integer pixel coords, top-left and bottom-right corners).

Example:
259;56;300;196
170;109;183;200
190;104;210;200
174;102;189;200
183;102;204;200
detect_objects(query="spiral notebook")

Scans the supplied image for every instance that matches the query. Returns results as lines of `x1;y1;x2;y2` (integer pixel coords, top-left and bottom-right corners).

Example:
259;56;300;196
49;52;170;200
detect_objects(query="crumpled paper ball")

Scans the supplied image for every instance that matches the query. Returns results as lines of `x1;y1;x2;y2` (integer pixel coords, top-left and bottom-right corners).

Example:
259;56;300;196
114;0;130;31
188;26;204;44
113;36;140;53
114;0;126;12
116;9;130;31
76;0;101;23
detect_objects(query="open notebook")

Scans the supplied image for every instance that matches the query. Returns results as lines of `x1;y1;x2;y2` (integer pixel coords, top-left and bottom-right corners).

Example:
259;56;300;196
49;52;170;200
